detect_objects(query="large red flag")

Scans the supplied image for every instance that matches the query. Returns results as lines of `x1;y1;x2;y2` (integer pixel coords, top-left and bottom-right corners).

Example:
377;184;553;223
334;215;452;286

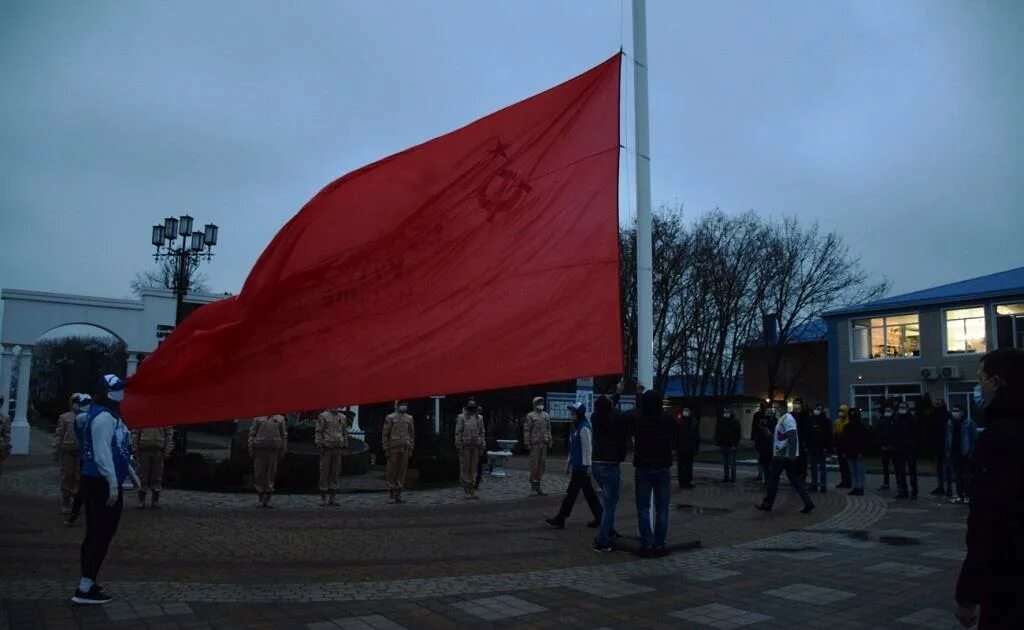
123;55;623;428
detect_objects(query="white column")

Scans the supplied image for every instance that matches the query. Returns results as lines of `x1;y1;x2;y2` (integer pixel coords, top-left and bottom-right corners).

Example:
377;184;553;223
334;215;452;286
431;396;445;434
11;347;32;455
126;353;140;376
0;345;13;417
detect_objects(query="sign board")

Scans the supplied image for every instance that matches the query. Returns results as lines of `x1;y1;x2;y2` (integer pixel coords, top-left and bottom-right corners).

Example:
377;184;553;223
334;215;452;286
547;393;636;421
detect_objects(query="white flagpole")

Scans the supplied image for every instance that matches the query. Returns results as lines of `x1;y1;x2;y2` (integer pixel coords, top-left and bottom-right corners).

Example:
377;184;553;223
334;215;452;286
632;0;658;538
632;0;654;391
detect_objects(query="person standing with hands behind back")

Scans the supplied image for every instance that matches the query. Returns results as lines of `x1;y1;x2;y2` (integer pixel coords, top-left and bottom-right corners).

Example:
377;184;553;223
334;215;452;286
954;348;1024;629
523;396;553;496
249;414;287;508
455;400;485;500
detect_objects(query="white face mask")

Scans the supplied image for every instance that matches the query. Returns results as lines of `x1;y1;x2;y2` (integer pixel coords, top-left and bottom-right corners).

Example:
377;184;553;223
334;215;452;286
952;412;963;420
682;411;691;418
813;409;821;416
884;411;893;418
398;405;408;413
109;390;124;402
723;412;731;418
535;405;544;412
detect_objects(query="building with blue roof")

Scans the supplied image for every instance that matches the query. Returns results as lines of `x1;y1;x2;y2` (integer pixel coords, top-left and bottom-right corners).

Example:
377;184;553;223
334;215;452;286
823;266;1024;421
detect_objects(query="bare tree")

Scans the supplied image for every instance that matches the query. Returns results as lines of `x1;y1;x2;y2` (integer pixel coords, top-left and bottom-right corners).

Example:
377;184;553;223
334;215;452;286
131;257;209;297
757;216;889;400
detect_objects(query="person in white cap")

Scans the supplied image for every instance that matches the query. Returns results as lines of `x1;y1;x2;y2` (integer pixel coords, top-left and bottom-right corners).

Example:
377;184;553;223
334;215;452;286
72;374;132;605
545;401;602;530
523;396;553;496
383;401;414;504
64;393;93;526
53;394;83;515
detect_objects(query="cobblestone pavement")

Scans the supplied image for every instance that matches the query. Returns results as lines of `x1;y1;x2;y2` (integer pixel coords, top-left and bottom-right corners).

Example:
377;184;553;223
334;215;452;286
1;432;969;629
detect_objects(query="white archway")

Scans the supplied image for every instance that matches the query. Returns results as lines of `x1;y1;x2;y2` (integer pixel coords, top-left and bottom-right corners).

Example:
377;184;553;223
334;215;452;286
1;287;224;455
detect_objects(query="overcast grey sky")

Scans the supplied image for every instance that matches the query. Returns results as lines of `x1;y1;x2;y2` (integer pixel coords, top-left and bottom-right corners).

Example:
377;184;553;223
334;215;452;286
2;0;1022;305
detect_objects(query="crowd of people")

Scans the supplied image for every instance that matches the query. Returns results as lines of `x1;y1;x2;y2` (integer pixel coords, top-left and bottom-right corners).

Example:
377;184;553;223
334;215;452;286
18;347;1023;628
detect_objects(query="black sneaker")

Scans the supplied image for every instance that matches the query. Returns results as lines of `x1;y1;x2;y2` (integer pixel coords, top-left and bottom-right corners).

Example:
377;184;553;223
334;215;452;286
592;543;614;553
800;503;815;514
545;518;565;529
71;586;111;605
930;487;945;496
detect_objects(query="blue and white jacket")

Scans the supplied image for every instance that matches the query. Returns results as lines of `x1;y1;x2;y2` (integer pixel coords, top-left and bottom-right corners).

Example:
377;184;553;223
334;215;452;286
81;404;133;493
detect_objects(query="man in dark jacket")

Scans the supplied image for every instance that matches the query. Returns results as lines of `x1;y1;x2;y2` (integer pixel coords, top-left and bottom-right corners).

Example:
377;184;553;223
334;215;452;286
629;389;678;556
714;408;741;483
929;399;950;496
591;386;629;552
676;406;700;489
955;348;1024;629
875;404;895;490
841;407;869;496
750;402;768;481
752;404;774;486
806;404;834;493
891;401;920;499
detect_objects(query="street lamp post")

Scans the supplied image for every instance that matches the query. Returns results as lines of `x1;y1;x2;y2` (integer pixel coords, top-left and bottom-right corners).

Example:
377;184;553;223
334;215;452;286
150;215;219;453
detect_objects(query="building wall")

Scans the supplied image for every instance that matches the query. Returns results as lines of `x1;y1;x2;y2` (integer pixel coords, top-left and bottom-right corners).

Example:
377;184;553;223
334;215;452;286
830;294;1024;416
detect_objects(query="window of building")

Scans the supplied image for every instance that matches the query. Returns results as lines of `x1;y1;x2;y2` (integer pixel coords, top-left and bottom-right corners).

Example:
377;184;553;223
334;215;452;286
946;381;980;422
944;307;987;354
851;314;920;360
996;303;1024;349
852;384;922;421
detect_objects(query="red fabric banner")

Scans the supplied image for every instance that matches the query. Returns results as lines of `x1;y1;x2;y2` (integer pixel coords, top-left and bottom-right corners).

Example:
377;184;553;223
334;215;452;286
123;55;623;428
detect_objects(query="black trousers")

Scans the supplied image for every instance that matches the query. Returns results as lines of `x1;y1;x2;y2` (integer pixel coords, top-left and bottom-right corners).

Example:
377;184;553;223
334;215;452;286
934;450;947;490
881;450;892;485
556;468;602;521
677;452;694;487
763;458;814;509
893;452;919;496
80;476;123;581
797;450;808;481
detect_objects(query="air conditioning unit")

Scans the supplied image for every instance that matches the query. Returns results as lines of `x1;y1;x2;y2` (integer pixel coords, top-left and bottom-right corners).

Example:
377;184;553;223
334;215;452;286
920;367;939;381
942;365;963;380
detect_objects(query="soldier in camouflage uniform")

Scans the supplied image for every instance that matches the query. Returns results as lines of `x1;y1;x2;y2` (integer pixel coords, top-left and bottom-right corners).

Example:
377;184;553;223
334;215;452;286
315;407;349;506
248;414;288;508
523;396;553;495
383;401;415;503
455;400;485;500
53;394;83;514
131;425;175;508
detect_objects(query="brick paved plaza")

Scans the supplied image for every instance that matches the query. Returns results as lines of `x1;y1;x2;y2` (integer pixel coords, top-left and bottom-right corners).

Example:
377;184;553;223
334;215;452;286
1;429;967;629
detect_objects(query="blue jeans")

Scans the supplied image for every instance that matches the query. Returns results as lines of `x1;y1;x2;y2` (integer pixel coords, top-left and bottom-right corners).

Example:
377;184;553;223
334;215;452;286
848;456;866;490
634;467;671;549
591;463;621;547
808;453;828;489
720;447;737;481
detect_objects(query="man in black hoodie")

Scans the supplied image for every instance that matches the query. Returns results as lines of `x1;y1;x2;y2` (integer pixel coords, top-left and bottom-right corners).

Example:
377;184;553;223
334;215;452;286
629;389;678;556
954;348;1024;629
591;386;629;552
676;405;700;489
929;399;950;496
891;401;920;500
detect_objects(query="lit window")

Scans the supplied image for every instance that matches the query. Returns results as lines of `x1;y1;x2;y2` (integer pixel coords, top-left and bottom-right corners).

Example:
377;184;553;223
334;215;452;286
945;307;986;354
996;303;1024;349
851;314;920;360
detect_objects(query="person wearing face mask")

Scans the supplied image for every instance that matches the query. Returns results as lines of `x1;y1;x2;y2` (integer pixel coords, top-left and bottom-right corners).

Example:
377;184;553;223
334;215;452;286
383;401;414;504
841;407;869;496
753;404;775;487
130;423;174;509
455;400;485;499
806;404;833;493
791;399;811;483
523;396;553;496
676;405;700;489
833;404;851;489
248;413;288;508
756;403;815;514
714;407;741;483
316;406;351;507
928;399;951;496
954;348;1024;630
590;386;628;552
71;374;132;605
54;394;83;515
944;405;977;505
891;401;921;500
874;404;896;491
546;402;602;531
